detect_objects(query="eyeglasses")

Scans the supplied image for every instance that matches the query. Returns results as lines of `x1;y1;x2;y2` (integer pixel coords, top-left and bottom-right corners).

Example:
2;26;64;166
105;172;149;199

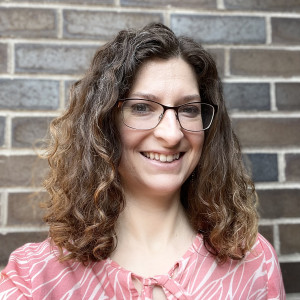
118;98;217;132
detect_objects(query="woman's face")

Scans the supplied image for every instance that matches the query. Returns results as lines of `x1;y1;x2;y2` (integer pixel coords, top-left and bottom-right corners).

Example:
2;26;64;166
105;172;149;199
118;57;204;197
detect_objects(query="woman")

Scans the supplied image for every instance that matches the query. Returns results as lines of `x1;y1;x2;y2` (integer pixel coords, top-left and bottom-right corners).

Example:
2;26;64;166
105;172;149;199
0;23;285;299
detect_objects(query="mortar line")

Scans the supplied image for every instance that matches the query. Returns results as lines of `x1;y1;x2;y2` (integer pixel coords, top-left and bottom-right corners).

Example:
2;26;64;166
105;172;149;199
224;48;230;77
259;219;300;225
270;82;277;111
164;10;171;27
6;115;12;149
3;38;300;50
59;80;65;110
274;224;281;255
217;0;225;10
57;8;63;39
1;190;8;227
8;42;14;75
1;2;300;17
266;15;272;45
278;152;286;183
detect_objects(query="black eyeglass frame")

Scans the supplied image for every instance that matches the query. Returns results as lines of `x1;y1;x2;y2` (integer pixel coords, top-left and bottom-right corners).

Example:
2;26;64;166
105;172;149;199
117;98;218;132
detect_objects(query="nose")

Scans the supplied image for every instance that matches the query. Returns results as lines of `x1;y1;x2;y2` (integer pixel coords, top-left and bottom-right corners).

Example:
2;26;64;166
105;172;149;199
153;109;184;146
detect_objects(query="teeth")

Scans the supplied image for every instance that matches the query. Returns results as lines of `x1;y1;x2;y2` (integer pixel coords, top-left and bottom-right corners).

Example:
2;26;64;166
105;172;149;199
143;152;180;163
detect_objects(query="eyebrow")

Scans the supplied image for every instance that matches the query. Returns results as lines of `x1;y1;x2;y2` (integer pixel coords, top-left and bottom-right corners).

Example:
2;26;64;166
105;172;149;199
129;93;201;103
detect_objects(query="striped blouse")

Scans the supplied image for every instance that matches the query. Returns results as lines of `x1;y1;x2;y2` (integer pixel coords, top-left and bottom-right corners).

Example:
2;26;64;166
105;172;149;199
0;234;285;299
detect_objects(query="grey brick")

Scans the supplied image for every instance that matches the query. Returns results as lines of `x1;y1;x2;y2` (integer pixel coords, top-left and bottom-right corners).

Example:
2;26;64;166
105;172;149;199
12;0;113;3
258;225;274;246
285;154;300;182
0;44;7;73
7;192;46;226
0;79;59;110
0;117;4;146
0;155;48;187
244;153;278;182
12;117;52;148
208;49;225;77
0;232;48;266
276;83;300;111
281;262;300;293
171;15;266;44
223;83;270;111
230;49;300;77
272;18;300;45
224;0;300;12
63;10;163;40
15;44;98;74
257;189;300;219
64;80;75;106
121;0;216;9
232;118;300;147
0;8;57;38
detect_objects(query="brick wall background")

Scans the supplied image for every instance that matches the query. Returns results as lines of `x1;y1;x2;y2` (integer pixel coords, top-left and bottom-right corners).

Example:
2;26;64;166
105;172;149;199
0;0;299;296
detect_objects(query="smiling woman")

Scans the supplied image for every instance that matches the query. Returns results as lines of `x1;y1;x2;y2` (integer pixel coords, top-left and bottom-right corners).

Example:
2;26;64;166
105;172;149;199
0;23;285;299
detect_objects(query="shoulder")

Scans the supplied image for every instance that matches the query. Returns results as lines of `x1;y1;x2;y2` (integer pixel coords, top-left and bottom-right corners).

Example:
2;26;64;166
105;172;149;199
254;233;278;259
4;238;57;269
248;233;286;299
0;239;58;299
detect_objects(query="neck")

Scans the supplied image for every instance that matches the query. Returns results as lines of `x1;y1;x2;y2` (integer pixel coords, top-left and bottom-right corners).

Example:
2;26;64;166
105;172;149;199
116;188;193;252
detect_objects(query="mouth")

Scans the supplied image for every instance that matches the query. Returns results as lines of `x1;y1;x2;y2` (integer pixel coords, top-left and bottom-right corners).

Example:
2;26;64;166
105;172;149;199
141;152;182;163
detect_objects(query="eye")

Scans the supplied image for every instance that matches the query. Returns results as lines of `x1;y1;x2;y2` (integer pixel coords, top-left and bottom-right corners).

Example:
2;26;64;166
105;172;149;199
180;104;201;117
126;100;157;116
132;103;150;113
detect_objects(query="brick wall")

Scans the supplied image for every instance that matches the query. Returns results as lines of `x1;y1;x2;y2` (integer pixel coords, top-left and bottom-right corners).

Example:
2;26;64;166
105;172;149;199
0;0;299;295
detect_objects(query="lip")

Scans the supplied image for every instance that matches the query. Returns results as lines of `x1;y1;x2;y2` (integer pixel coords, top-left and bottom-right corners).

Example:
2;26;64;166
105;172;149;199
140;151;184;168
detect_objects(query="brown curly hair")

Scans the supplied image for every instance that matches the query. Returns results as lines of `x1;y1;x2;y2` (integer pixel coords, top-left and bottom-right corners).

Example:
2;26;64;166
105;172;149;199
42;23;258;264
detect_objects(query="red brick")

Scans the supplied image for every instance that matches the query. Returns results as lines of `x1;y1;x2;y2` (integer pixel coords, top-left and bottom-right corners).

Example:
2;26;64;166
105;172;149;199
208;49;225;77
230;49;300;77
0;8;57;38
0;155;48;187
7;192;47;226
257;189;300;218
0;117;4;146
272;17;300;45
0;44;7;73
280;224;300;255
285;154;300;181
232;118;300;148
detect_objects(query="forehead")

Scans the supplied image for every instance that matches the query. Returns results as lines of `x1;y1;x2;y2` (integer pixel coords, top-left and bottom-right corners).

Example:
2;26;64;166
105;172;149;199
129;57;199;102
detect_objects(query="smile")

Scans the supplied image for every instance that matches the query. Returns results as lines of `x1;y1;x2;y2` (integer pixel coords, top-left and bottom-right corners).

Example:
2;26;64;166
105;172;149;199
142;152;180;163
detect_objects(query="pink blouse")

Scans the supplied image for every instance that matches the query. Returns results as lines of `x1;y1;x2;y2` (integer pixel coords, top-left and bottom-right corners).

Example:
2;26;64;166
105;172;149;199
0;234;285;299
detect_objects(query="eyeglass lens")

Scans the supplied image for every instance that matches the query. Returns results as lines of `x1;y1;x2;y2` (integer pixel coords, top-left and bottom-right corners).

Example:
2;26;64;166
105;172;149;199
121;99;214;131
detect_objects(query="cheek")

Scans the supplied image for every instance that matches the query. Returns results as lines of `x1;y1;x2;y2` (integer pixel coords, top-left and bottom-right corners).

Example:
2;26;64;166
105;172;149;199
193;132;205;150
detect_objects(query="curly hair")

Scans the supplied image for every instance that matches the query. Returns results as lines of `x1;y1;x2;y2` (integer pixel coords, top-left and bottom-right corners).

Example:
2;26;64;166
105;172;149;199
42;23;258;264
